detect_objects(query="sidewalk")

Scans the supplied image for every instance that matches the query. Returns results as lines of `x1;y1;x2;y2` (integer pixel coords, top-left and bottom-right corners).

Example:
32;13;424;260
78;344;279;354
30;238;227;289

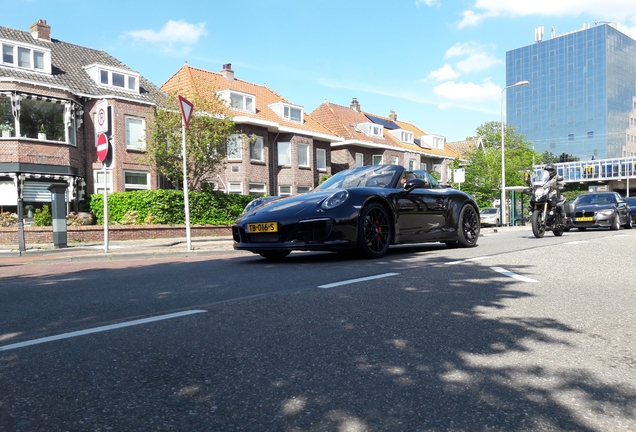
0;235;241;262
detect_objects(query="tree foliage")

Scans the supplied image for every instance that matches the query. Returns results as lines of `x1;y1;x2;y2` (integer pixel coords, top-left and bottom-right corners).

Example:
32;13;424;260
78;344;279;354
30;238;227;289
145;90;236;191
463;121;536;208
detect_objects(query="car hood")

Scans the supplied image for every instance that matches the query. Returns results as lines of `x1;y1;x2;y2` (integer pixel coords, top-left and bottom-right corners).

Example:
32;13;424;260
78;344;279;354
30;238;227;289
575;203;615;212
240;189;344;218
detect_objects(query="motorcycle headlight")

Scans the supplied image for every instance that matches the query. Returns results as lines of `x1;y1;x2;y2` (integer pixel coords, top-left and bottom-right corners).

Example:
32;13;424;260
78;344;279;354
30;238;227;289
534;187;547;199
598;209;614;216
321;190;349;210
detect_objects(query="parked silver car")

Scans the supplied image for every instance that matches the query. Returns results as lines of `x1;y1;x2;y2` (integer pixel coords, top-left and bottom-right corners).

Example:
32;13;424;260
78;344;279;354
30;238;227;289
479;207;500;227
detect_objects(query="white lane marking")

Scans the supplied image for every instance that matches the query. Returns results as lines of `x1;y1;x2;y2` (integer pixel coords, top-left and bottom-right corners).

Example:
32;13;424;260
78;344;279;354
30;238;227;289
490;267;538;283
445;256;493;265
0;310;207;352
318;273;399;289
564;241;589;245
614;234;631;237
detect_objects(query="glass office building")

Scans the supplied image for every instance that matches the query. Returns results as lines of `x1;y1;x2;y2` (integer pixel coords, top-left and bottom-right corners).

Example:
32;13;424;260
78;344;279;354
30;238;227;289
506;24;636;161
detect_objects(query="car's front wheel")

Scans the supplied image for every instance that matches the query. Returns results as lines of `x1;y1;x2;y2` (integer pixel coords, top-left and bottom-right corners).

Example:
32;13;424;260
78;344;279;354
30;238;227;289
624;213;633;229
455;204;479;247
610;213;620;230
358;203;391;258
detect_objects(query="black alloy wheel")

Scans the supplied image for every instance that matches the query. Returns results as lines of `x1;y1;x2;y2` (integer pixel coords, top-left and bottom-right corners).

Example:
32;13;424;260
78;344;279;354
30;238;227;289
259;250;291;260
358;203;391;258
531;210;546;238
456;204;479;247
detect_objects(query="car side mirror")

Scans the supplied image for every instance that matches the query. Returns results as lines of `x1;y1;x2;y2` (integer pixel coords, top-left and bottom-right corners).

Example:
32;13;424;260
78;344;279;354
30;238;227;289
404;178;427;191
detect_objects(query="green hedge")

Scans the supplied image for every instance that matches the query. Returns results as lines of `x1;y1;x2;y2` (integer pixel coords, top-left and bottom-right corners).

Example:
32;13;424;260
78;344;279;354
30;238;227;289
87;190;257;225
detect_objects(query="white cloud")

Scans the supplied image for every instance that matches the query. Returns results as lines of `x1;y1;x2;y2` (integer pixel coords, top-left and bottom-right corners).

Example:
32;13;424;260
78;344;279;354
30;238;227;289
415;0;440;6
444;42;502;73
459;0;636;27
426;64;461;81
127;20;207;44
433;78;501;103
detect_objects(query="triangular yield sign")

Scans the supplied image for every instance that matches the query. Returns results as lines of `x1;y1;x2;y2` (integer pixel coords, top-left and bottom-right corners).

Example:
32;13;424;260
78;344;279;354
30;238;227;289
178;95;194;129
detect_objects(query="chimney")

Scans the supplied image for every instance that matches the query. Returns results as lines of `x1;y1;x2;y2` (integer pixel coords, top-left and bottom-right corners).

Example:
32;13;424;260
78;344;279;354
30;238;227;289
350;98;360;112
388;110;397;121
30;19;51;42
221;63;234;80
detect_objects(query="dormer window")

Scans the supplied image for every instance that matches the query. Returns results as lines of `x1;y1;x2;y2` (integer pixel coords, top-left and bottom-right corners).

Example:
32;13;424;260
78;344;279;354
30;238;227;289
84;64;139;93
268;102;303;123
356;122;383;138
1;39;51;74
218;90;255;113
389;129;414;144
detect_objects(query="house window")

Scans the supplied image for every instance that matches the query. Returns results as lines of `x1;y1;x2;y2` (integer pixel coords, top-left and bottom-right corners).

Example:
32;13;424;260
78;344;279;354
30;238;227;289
278;142;291;166
297;186;311;194
19;98;65;142
125;116;145;150
372;155;383;165
355;153;364;167
94;170;113;194
284;106;302;122
222;91;255;113
250;135;264;162
112;72;125;88
227;134;242;160
248;183;266;196
17;47;30;68
298;143;310;167
279;185;292;196
316;148;326;171
2;44;13;63
390;156;399;165
228;182;242;195
408;160;415;170
90;65;140;93
124;171;150;191
400;131;413;143
231;165;240;173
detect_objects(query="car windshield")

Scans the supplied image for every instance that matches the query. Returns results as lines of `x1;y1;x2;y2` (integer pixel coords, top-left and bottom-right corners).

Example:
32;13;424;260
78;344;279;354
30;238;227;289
575;194;616;205
481;208;498;214
410;170;443;189
316;165;402;190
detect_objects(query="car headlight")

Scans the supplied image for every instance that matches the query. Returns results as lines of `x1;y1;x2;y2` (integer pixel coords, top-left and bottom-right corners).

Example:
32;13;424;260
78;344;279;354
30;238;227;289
598;209;614;216
321;190;348;210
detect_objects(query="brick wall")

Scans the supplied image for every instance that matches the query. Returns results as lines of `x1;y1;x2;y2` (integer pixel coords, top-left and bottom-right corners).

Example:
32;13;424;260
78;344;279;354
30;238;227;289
0;224;231;245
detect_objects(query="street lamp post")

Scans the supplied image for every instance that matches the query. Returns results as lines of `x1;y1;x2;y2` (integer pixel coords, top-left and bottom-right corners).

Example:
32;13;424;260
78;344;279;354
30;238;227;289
501;80;530;227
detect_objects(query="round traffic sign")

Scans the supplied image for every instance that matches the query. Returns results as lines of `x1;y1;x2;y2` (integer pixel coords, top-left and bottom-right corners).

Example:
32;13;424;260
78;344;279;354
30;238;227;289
97;133;109;162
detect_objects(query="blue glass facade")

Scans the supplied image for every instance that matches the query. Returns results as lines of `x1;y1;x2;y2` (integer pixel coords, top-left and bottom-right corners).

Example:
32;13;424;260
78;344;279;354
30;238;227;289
506;24;636;160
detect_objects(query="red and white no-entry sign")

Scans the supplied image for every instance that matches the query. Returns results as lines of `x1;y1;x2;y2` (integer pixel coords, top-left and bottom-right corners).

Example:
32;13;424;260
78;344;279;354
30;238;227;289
97;133;109;162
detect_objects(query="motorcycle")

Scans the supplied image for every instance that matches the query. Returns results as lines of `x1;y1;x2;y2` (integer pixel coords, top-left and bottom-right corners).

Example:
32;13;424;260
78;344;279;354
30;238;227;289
524;170;571;238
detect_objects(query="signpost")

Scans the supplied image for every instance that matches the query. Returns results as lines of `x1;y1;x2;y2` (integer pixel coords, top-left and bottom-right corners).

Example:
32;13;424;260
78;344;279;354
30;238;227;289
178;96;194;251
95;100;108;134
453;168;465;191
95;100;110;253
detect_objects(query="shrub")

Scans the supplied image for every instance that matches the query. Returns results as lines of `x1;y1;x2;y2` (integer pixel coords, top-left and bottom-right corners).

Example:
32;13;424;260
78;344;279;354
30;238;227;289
0;212;17;227
33;204;52;226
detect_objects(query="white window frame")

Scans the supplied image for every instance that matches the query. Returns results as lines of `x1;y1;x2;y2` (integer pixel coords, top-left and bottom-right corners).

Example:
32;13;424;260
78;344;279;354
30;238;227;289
268;102;304;123
250;135;264;162
372;155;383;165
227;134;243;160
278;142;291;166
390;156;399;165
279;185;292;196
298;143;310;168
124;171;150;191
84;64;139;93
94;169;113;194
408;160;416;170
125;116;146;150
297;186;311;194
355;152;364;167
248;183;267;196
316;148;327;171
228;182;243;195
1;40;51;73
218;90;256;113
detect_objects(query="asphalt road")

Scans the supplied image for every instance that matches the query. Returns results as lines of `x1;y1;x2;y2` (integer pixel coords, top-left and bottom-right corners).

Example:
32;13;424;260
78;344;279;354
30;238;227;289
1;229;635;431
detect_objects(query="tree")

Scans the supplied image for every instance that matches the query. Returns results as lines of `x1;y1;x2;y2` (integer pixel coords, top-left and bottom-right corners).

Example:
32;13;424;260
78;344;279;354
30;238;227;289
145;90;236;191
463;121;535;208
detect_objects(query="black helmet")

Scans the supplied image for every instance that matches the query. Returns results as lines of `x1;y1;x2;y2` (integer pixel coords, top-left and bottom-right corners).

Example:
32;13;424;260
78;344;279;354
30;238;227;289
544;163;555;172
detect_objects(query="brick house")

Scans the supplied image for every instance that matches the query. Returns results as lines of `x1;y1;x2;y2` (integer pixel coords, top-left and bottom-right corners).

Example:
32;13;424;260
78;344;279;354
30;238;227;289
161;64;341;196
311;99;460;183
0;19;161;216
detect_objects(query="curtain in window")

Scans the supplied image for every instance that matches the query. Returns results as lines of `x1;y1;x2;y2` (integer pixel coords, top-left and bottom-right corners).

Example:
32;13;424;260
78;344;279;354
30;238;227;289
126;117;144;148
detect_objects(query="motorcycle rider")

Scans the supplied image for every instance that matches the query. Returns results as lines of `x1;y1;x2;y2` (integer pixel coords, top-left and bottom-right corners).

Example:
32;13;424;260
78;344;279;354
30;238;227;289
544;163;566;222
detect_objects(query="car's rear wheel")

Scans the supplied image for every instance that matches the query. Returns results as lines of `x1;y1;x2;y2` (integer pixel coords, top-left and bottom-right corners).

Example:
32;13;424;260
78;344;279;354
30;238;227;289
358;203;391;258
455;204;479;247
258;251;291;260
531;210;546;238
610;213;620;230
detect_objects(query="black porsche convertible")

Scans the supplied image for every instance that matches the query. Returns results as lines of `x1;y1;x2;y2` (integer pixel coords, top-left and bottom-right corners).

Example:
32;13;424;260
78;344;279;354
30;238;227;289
232;164;480;259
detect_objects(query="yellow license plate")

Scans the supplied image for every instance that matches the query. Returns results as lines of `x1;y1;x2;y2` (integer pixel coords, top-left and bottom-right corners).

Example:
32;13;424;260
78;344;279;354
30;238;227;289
247;222;278;233
576;217;593;222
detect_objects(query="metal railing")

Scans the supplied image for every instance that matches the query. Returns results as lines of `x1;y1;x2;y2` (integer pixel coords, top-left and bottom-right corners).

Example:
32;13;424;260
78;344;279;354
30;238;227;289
534;156;636;183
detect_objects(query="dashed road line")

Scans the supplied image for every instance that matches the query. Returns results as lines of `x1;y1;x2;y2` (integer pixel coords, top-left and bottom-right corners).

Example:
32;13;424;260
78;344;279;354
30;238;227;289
445;256;493;265
318;272;400;289
491;267;538;283
0;310;207;352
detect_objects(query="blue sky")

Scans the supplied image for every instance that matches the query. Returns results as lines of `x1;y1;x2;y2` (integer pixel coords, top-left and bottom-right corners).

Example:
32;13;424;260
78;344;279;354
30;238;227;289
3;0;636;142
